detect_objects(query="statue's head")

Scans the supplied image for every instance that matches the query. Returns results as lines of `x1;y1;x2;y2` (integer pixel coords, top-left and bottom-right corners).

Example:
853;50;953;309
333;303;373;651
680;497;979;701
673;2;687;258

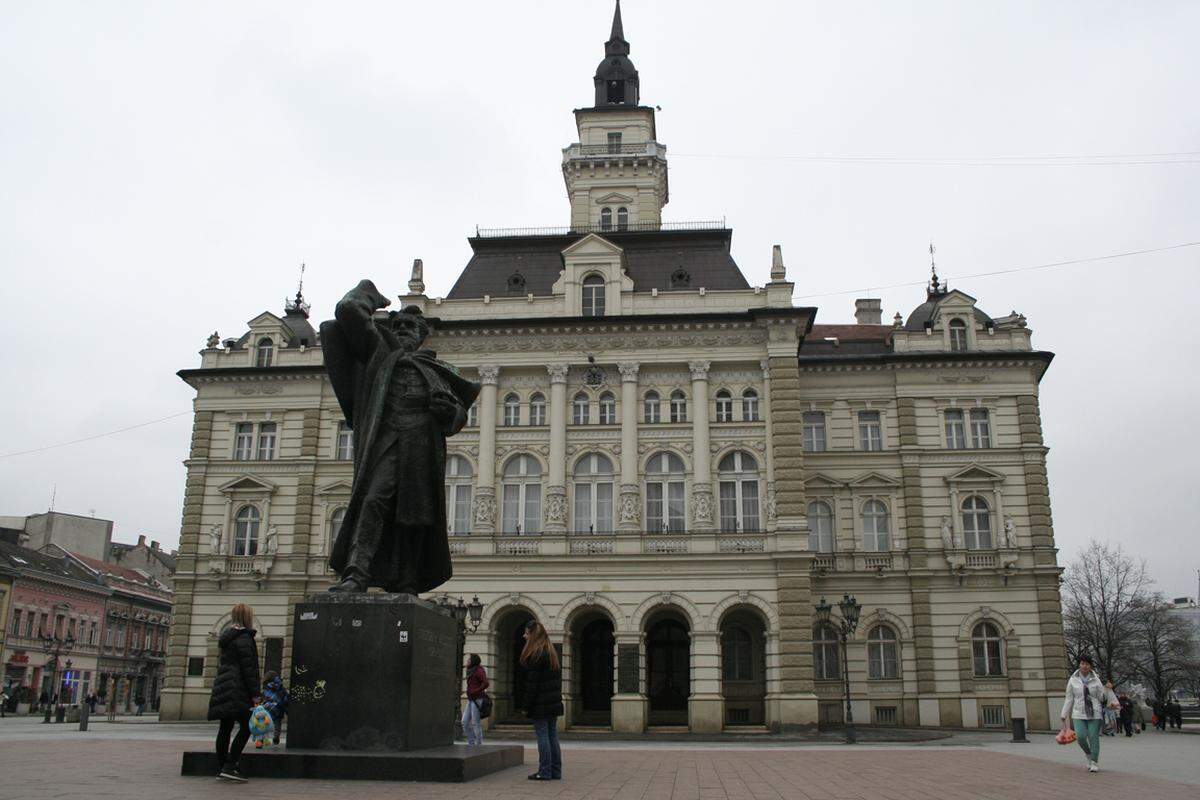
385;305;429;350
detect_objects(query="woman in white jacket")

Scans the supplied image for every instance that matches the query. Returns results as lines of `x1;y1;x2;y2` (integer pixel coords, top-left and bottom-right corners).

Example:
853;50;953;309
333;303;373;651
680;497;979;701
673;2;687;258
1060;654;1118;772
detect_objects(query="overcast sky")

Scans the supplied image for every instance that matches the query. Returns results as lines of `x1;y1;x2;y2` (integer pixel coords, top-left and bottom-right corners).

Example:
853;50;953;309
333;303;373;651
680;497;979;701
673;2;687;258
1;1;1197;597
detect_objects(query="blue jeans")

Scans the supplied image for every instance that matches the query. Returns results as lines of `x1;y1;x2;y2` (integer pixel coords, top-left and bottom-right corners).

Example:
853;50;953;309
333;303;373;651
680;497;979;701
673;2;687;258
1073;718;1102;763
461;698;483;746
532;718;562;779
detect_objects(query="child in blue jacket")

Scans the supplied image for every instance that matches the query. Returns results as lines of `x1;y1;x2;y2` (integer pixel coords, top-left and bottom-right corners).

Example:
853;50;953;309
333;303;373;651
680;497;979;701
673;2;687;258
261;672;290;746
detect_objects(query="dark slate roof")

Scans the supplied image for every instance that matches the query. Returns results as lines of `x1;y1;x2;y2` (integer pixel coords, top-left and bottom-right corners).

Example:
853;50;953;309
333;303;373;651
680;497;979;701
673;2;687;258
904;291;994;332
446;229;750;299
282;308;317;348
0;539;107;589
801;324;894;357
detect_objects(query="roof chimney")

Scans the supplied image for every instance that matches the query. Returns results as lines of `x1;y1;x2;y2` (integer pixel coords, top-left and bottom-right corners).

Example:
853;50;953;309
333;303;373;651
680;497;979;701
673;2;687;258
855;298;882;325
408;258;425;294
770;245;786;281
150;540;160;551
137;534;146;547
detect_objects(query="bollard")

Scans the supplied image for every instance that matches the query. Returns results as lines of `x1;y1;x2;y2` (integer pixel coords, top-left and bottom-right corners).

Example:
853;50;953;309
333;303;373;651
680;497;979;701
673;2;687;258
1011;716;1029;743
54;704;66;724
79;702;89;732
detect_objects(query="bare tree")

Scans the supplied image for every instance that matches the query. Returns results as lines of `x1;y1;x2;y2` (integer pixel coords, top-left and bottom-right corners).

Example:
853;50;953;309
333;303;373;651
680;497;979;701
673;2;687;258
1061;541;1150;686
1131;595;1197;702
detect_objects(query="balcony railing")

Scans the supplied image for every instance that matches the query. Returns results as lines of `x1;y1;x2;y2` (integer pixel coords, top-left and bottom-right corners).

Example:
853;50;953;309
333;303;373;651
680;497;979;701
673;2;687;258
562;141;668;159
474;219;726;238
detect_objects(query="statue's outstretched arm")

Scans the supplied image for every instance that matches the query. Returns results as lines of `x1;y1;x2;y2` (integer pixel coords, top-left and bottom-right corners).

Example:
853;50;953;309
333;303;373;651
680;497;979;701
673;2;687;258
334;279;390;360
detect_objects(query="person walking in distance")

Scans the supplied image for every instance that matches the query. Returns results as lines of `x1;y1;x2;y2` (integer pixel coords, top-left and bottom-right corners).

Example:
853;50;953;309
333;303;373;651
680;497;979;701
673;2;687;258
207;604;261;782
1060;654;1117;773
1118;692;1134;737
462;653;489;746
521;620;563;781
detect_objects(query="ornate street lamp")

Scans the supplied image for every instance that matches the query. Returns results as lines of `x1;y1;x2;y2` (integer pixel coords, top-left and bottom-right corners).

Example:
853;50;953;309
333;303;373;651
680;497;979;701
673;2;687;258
815;593;862;744
467;595;483;633
40;627;75;724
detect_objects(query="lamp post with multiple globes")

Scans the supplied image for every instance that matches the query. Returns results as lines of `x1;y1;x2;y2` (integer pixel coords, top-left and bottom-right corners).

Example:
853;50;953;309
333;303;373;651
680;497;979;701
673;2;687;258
814;593;862;744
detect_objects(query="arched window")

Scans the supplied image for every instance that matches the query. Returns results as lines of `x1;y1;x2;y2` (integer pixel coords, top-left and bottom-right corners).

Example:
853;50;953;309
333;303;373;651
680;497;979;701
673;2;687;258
573;453;614;534
255;337;274;368
971;622;1004;676
599;207;613;231
962;496;992;550
328;507;346;553
643;391;661;424
503;393;520;426
813;623;840;680
529;393;547;426
718;451;760;533
949;318;968;351
722;625;753;680
582;274;606;317
861;500;890;551
572;392;591;425
616;207;629;231
715;389;733;422
741;389;760;421
445;455;473;535
233;505;260;556
867;625;899;679
645;451;686;533
598;391;616;425
669;390;687;423
807;501;834;553
501;455;542;535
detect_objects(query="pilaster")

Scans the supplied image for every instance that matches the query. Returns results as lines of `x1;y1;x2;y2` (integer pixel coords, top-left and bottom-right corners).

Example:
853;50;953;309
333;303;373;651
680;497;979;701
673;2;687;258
618;362;641;531
474;365;499;534
546;364;570;534
688;360;714;532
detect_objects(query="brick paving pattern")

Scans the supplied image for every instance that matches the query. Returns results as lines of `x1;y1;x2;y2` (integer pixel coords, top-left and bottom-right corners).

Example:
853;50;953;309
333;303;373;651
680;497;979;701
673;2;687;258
2;739;1198;800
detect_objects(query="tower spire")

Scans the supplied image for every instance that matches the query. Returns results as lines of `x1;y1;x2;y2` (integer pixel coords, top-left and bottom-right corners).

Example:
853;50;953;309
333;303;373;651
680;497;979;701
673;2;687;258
927;242;945;297
595;0;638;104
286;261;311;317
608;0;626;51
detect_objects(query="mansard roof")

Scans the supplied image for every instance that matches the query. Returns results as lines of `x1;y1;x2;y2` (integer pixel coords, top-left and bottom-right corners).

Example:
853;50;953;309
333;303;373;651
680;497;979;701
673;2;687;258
446;228;750;299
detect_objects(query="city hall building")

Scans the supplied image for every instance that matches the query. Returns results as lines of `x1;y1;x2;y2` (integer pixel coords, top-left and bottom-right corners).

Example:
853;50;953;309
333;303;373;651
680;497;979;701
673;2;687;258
161;4;1067;732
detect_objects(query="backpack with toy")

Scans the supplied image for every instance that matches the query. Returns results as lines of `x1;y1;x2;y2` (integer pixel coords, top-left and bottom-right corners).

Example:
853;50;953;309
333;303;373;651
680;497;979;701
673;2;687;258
249;703;275;748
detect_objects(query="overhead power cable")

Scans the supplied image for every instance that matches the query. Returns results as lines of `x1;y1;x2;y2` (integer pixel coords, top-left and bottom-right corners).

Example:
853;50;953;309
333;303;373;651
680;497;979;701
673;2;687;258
672;150;1200;167
0;411;193;459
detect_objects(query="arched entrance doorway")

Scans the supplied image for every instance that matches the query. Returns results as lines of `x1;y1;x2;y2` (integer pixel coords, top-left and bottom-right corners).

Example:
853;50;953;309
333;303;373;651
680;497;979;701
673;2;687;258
720;608;767;726
492;608;534;724
570;614;614;726
645;612;690;726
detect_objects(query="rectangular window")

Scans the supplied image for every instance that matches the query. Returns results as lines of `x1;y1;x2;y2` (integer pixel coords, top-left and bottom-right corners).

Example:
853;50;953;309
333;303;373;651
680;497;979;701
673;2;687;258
598;398;616;425
715;396;733;423
969;409;991;448
646;483;664;532
467;403;478;427
117;624;125;649
335;421;353;460
741;480;760;532
644;397;660;424
595;482;613;534
449;484;472;535
503;403;519;427
256;422;277;460
874;706;898;725
719;481;738;533
945;409;966;449
522;485;541;534
574;483;593;534
858;411;882;451
89;621;97;645
105;625;114;648
973;639;1004;676
981;705;1006;728
233;423;254;460
607;131;622;154
25;612;35;637
530;401;546;426
670;396;687;423
742;394;760;421
10;609;20;636
502;485;520;533
803;412;826;452
667;481;686;533
186;657;204;677
573;398;590;425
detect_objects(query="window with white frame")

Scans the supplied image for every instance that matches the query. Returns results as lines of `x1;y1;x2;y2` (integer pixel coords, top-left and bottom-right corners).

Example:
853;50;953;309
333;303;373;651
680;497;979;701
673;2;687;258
255;422;277;460
616;207;629;231
599;207;613;231
669;390;687;423
813;623;840;680
802;411;826;452
503;393;520;426
858;411;883;451
501;455;541;534
645;451;686;533
328;507;346;552
466;403;478;427
582;275;606;317
961;495;993;549
607;131;622;153
643;391;661;423
718;451;760;533
335;421;353;460
807;501;834;552
949;318;968;351
233;505;260;556
529;393;547;426
715;389;733;422
867;625;899;679
233;423;254;460
742;389;760;421
861;499;890;551
572;392;590;425
972;622;1005;676
598;391;616;425
945;409;967;449
573;453;614;534
969;408;991;448
255;337;274;367
445;455;473;535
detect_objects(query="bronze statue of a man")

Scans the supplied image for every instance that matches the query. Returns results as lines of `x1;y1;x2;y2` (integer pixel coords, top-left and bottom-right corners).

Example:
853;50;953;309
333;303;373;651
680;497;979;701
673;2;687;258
320;279;480;594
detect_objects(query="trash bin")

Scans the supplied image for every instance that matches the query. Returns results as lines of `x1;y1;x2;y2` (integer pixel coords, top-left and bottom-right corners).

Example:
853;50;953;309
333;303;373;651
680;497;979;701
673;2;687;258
67;705;81;723
54;705;66;723
79;703;90;731
1011;717;1029;743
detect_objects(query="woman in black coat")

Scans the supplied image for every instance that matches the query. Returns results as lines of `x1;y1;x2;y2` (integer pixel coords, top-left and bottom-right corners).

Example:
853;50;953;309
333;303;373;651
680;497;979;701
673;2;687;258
207;603;261;782
521;620;564;781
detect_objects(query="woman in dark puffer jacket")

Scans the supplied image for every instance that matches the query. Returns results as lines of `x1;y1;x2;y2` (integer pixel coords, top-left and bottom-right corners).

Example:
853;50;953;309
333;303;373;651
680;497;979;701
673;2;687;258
521;620;564;781
207;603;261;782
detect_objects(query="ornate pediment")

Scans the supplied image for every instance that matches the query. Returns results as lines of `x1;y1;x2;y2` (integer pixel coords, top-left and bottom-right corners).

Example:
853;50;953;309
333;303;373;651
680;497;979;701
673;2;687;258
561;232;625;258
218;474;277;494
316;479;353;496
944;464;1005;484
849;471;901;488
594;191;634;204
246;311;284;328
802;472;844;490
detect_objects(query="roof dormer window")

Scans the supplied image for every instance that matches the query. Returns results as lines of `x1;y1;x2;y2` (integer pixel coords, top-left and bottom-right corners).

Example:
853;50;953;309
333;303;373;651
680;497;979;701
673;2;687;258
582;274;606;317
507;272;526;294
255;337;274;367
949;318;968;351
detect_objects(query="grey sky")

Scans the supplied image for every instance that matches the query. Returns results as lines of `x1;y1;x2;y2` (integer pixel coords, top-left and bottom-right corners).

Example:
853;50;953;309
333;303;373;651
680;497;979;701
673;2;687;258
1;1;1197;597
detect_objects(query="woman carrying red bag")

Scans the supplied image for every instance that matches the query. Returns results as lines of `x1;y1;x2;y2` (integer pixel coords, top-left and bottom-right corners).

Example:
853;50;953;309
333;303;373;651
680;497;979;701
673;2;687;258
1059;654;1117;773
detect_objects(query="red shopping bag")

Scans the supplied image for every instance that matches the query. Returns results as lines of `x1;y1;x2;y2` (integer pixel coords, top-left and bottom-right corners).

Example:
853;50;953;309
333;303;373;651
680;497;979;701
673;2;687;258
1055;729;1077;745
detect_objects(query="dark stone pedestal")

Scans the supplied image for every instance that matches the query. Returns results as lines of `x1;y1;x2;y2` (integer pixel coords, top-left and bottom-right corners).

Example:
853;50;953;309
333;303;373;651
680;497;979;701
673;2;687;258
180;745;524;782
287;593;457;751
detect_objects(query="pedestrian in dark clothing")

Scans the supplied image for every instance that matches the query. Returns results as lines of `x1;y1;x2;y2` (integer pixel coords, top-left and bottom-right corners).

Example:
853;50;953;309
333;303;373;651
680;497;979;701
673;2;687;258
207;603;261;782
1152;699;1167;731
37;691;48;712
261;672;289;746
1167;700;1182;729
1118;694;1134;737
521;620;563;782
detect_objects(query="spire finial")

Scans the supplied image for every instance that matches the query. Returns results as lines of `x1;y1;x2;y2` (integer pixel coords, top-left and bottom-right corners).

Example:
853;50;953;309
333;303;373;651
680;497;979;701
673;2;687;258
286;262;311;317
604;0;630;56
928;241;943;295
611;0;625;42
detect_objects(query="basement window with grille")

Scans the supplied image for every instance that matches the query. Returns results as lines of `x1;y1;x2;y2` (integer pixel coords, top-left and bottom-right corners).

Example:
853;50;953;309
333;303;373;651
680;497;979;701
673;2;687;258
726;707;751;725
981;705;1007;728
874;706;898;725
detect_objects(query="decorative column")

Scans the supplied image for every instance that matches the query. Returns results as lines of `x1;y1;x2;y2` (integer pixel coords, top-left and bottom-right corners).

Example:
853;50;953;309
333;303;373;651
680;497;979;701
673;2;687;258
545;364;570;534
617;362;641;532
473;365;499;534
760;359;777;532
689;631;723;733
688;360;714;532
